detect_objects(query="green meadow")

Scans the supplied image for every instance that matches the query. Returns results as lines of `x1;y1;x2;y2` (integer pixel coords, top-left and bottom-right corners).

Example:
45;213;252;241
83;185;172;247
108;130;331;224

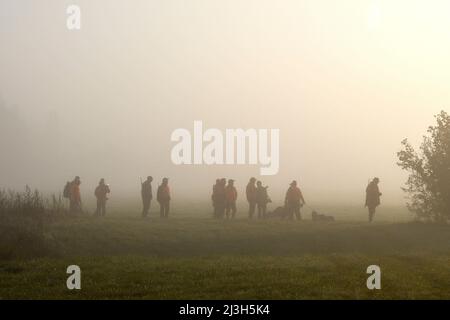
1;205;449;299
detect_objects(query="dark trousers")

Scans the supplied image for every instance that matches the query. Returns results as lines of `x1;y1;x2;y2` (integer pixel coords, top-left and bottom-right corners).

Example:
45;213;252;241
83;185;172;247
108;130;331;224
226;202;237;218
159;201;170;218
213;204;218;218
215;203;225;219
257;203;267;219
142;197;151;217
248;201;256;219
96;199;106;216
368;206;376;222
286;201;301;220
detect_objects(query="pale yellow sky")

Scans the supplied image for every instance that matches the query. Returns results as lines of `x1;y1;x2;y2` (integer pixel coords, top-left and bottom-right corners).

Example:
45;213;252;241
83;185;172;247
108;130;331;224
1;0;449;206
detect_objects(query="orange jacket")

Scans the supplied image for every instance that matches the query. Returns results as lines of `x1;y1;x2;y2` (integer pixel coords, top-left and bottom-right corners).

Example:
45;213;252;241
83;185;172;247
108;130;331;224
157;185;171;202
225;185;238;202
70;183;81;202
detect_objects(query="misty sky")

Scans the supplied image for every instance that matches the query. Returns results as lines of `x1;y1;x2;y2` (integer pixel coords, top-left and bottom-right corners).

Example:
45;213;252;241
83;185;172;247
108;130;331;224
1;0;450;206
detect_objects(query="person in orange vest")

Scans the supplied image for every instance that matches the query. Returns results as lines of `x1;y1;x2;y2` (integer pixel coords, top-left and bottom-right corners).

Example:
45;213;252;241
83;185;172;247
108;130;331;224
285;180;306;220
157;177;171;218
69;176;82;214
94;178;110;216
246;177;257;219
225;179;238;219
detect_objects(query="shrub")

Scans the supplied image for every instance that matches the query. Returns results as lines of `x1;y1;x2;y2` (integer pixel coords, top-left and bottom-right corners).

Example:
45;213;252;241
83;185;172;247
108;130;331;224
397;111;450;223
0;186;65;259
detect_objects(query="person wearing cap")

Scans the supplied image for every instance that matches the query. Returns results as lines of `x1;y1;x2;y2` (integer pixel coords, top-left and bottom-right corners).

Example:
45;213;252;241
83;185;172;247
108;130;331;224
141;176;153;217
95;178;110;216
246;177;257;219
225;179;238;219
365;177;382;222
69;176;82;214
157;177;171;218
285;180;306;220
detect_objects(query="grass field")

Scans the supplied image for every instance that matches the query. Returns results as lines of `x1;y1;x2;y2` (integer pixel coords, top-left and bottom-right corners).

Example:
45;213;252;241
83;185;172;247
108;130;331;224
0;206;449;299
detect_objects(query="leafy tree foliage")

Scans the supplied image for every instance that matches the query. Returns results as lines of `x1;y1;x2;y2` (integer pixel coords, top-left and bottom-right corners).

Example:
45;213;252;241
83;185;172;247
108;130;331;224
397;111;450;222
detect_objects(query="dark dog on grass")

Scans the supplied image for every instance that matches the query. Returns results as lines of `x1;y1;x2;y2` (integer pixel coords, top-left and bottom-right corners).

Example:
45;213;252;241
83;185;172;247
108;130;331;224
311;210;335;222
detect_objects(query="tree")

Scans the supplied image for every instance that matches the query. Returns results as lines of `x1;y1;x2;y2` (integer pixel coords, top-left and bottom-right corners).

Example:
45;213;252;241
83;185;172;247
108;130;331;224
397;110;450;222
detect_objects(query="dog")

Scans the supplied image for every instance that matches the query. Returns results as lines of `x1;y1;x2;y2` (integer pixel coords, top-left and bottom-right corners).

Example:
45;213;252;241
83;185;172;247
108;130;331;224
311;210;335;222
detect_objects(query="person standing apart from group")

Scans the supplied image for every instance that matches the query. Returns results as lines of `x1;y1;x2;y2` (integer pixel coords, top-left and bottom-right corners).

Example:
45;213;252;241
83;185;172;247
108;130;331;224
365;177;382;222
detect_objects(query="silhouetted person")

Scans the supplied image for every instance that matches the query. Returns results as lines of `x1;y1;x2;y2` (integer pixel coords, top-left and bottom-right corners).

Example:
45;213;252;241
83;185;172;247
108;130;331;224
211;178;220;218
95;178;110;216
256;181;270;219
157;177;171;218
69;176;82;214
285;180;305;220
214;178;227;219
246;177;257;219
141;176;153;217
225;179;238;219
365;177;382;222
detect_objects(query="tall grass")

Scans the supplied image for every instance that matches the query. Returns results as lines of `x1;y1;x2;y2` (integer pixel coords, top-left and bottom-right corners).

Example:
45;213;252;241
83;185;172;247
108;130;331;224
0;186;65;259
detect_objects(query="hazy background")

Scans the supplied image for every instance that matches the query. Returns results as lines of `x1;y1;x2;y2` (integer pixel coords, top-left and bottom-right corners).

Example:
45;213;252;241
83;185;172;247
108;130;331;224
1;0;449;211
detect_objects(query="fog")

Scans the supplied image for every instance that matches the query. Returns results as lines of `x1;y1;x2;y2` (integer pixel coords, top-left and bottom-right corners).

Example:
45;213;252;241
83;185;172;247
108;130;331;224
1;0;450;206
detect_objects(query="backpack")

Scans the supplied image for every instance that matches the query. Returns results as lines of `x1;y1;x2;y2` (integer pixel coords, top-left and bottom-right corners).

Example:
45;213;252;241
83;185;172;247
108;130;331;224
63;183;71;198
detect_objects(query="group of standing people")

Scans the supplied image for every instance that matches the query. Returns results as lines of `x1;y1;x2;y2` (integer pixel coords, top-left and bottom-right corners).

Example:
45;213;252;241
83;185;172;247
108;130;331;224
63;175;171;218
63;175;382;222
246;178;307;220
64;176;110;216
245;177;271;219
210;177;307;220
140;176;171;218
211;179;238;219
212;177;381;222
